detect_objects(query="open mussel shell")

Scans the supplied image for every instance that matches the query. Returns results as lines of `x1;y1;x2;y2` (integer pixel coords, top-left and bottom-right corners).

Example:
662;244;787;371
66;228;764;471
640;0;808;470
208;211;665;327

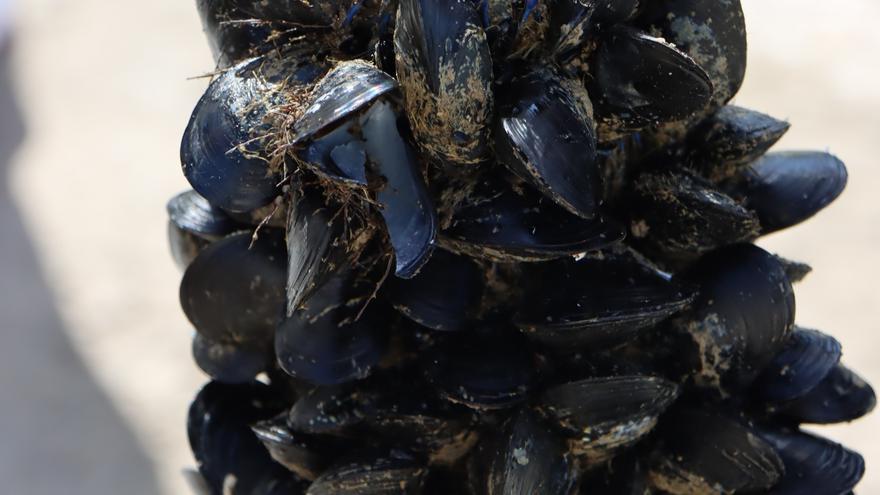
424;329;536;410
675;244;795;391
181;54;323;212
285;186;352;315
515;254;694;351
188;381;303;494
180;230;287;346
752;327;842;404
495;67;600;219
537;375;680;464
306;451;428;495
727;151;849;234
394;0;494;164
192;333;272;384
637;0;747;107
386;249;484;332
649;409;784;494
275;268;389;386
291;60;398;147
629;170;760;259
480;409;576;495
440;176;624;262
252;414;339;481
685;106;791;182
759;428;865;495
772;363;876;425
292;62;438;278
360;100;438;278
590;25;713;134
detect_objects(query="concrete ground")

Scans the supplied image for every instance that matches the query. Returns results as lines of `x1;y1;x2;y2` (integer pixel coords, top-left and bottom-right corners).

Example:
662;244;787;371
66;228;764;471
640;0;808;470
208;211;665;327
0;0;877;493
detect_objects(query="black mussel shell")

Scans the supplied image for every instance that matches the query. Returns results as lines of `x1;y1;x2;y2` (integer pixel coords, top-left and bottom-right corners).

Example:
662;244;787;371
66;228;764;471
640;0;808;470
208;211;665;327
637;0;747;107
629;170;760;259
727;151;848;234
773;363;876;425
182;54;323;212
386;249;484;331
537;375;679;463
169;221;210;270
188;381;302;494
424;330;535;410
483;409;577;495
759;428;865;495
180;230;287;346
649;409;784;494
192;333;272;384
285;186;353;315
471;0;516;56
395;0;494;164
441;175;624;262
275;268;388;386
288;383;379;436
753;327;842;404
297;120;370;187
590;25;713;133
291;60;398;146
508;0;552;59
306;451;428;495
495;67;600;219
516;254;694;351
676;244;795;391
359;100;438;278
168;190;240;239
195;0;277;68
252;414;339;481
685;106;791;182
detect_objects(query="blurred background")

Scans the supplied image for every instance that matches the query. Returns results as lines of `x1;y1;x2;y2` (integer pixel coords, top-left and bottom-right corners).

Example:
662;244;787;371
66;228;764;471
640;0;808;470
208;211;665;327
0;0;877;493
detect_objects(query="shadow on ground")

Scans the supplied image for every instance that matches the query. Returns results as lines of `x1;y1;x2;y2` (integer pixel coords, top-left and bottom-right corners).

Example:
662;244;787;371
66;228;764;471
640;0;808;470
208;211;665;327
0;41;161;495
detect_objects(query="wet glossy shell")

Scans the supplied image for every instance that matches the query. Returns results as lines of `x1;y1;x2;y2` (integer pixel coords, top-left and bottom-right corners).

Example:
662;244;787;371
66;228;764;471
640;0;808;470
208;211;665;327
180;230;287;346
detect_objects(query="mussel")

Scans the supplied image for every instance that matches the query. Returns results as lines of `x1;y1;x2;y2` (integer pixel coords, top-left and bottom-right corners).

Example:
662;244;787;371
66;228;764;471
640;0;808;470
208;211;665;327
685;106;791;182
726;151;849;234
495;66;601;219
182;51;327;212
386;248;484;332
188;381;303;494
637;0;747;107
673;244;795;391
440;175;624;262
537;375;680;464
752;327;842;404
306;451;428;495
251;414;338;481
649;409;784;494
291;60;437;278
590;25;713;135
192;333;273;384
481;409;577;495
180;230;287;347
772;363;876;425
275;267;389;386
629;170;760;260
167;189;240;269
515;253;694;351
394;0;494;164
758;428;865;495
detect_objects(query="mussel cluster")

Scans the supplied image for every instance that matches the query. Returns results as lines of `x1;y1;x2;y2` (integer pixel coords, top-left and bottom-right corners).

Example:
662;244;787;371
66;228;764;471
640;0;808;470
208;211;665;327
171;1;874;494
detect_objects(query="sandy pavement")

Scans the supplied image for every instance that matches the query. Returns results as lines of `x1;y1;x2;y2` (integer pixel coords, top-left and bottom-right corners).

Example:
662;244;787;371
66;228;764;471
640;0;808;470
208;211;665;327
0;1;877;493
